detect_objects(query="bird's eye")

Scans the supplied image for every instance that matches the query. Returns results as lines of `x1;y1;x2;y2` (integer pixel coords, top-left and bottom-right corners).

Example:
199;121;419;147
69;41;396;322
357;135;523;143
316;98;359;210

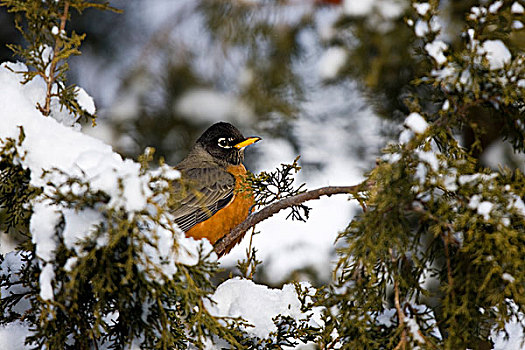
217;137;231;148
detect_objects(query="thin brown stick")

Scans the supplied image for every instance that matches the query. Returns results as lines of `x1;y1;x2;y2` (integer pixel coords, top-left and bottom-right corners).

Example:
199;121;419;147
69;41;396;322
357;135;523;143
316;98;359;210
214;184;363;256
40;1;70;116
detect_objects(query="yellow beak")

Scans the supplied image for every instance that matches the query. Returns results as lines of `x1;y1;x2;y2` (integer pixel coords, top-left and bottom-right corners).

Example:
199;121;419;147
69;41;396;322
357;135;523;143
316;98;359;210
234;137;261;149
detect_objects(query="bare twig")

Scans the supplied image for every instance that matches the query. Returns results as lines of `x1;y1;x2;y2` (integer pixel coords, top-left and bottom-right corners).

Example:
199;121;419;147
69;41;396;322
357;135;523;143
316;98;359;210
214;184;364;256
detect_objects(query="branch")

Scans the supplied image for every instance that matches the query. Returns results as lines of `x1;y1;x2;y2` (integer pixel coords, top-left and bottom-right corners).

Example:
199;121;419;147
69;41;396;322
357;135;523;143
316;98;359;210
214;184;365;257
40;1;70;116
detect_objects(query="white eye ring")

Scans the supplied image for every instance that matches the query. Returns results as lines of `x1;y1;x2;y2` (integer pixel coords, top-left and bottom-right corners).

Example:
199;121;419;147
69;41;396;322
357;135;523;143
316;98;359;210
218;137;232;149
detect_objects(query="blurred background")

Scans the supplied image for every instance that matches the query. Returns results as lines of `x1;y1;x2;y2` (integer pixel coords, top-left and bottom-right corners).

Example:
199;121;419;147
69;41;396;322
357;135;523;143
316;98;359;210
1;0;523;287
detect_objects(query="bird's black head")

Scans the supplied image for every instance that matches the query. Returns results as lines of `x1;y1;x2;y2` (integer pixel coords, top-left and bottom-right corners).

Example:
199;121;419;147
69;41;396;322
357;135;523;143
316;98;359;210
196;122;260;165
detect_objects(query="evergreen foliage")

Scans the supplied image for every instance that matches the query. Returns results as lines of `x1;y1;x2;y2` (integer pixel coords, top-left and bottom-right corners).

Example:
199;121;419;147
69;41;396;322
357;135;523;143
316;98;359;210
1;0;525;349
323;1;525;348
0;0;118;122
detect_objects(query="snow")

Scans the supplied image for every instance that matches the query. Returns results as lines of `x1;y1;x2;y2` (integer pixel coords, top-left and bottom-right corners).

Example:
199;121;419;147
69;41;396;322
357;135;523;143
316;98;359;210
30;202;60;264
62;208;103;254
406;317;425;343
2;1;524;347
376;308;397;327
460;70;471;85
468;194;481;210
415;163;427;184
414;19;429;37
377;1;406;20
404;112;429;134
502;273;516;283
318;47;348;80
0;64;152;213
39;263;55;301
342;0;406;21
206;278;322;339
425;40;448;65
468;196;496;220
458;174;481;185
492;317;525;349
482;40;512;70
416;150;439;171
512;20;524;30
413;2;431;16
477;201;494;220
75;87;96;115
0;322;31;350
343;0;375;16
488;1;503;14
0;61;206;300
63;257;78;272
512;2;525;14
510;195;525;216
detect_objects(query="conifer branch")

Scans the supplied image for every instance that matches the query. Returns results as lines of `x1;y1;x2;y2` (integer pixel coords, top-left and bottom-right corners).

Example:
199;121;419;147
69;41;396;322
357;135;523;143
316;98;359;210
214;184;365;256
40;1;70;116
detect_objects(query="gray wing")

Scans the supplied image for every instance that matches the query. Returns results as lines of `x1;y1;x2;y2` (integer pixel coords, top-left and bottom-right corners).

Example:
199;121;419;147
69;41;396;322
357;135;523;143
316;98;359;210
171;167;235;232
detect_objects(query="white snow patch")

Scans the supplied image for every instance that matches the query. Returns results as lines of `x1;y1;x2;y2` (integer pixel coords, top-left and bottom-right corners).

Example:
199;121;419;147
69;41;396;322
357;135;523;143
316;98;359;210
416;150;439;171
75;87;96;115
415;163;427;184
30;202;60;264
39;263;55;301
502;273;516;283
413;2;431;16
0;322;31;350
0;62;205;303
512;20;524;30
376;308;397;327
468;194;481;210
62;208;103;253
488;1;503;14
404;112;429;134
343;0;375;16
318;47;348;80
406;318;425;343
415;19;429;37
64;257;78;272
382;152;401;164
399;129;415;144
377;1;406;20
492;316;525;349
477;201;494;220
510;195;525;216
206;278;322;338
482;40;512;70
425;40;448;65
511;2;524;14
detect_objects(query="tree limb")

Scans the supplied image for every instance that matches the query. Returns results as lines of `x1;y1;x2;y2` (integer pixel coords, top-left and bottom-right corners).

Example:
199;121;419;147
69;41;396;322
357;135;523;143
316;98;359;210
214;184;365;256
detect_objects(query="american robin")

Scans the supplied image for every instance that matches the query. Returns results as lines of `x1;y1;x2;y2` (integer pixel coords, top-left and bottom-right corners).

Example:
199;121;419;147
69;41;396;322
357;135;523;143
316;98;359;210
172;122;261;256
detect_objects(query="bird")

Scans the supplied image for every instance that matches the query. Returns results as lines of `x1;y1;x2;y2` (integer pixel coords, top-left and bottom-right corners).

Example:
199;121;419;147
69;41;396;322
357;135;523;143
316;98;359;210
171;122;261;257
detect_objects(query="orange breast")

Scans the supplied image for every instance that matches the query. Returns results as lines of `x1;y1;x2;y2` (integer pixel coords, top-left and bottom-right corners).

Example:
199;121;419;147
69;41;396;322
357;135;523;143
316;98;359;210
185;164;254;250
